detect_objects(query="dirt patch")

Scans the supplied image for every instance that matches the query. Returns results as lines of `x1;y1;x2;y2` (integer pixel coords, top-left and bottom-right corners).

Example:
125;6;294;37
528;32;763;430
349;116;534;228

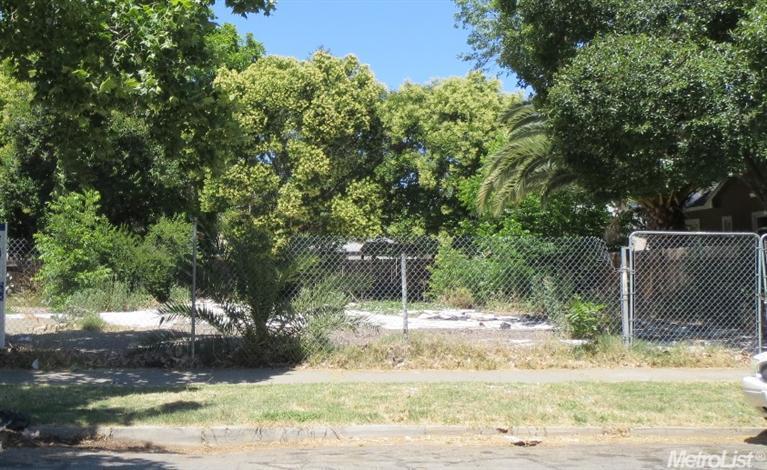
332;326;554;347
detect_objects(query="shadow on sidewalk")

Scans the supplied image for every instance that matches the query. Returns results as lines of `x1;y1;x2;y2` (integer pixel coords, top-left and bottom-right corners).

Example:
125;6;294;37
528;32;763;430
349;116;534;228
0;367;293;386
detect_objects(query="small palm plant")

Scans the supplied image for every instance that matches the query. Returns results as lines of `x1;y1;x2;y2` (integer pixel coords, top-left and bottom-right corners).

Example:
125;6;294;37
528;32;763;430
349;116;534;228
159;228;361;364
477;102;574;216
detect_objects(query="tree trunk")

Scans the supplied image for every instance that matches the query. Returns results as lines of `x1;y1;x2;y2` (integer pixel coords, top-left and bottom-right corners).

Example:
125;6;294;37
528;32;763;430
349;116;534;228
742;155;767;209
637;194;688;230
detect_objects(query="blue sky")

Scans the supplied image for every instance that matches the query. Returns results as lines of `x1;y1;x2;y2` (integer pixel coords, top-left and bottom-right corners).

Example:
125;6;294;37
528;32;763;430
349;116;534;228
212;0;521;93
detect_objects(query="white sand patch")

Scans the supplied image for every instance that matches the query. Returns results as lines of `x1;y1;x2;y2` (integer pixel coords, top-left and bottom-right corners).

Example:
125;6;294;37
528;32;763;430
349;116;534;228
99;310;165;328
346;308;553;331
9;302;554;333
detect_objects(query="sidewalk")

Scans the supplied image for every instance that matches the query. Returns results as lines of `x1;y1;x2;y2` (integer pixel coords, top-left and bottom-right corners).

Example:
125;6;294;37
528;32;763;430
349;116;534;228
0;367;750;386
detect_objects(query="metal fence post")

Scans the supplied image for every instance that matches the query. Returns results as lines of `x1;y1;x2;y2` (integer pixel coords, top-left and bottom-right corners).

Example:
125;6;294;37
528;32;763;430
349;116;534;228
401;251;408;337
0;224;7;350
620;246;631;345
759;235;766;352
190;219;197;362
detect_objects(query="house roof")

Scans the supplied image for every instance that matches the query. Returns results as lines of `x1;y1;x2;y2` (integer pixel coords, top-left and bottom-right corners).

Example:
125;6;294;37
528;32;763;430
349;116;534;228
683;180;731;211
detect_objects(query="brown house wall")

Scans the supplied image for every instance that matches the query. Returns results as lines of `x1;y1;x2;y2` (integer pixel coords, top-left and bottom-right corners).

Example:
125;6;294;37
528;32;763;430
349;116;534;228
685;179;765;232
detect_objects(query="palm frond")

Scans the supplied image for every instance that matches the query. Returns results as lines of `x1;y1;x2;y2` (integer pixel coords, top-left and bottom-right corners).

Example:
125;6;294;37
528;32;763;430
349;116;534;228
159;301;248;337
478;101;574;215
541;169;578;201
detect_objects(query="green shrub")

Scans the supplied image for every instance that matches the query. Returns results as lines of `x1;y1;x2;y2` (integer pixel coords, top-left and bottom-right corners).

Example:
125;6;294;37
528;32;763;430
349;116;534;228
566;297;610;340
135;216;192;302
427;237;541;307
439;286;475;309
529;274;570;325
167;285;190;304
427;239;492;304
78;312;107;332
106;227;142;288
63;281;155;315
34;191;192;308
34;191;122;307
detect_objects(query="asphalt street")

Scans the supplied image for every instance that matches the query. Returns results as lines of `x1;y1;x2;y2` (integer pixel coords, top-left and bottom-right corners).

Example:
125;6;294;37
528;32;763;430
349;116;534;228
3;441;767;469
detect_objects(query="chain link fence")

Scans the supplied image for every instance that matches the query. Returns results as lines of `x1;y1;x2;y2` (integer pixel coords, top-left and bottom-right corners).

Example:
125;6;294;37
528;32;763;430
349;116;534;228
173;233;621;364
1;233;197;368
627;232;761;351
4;228;767;368
7;239;40;295
5;239;46;334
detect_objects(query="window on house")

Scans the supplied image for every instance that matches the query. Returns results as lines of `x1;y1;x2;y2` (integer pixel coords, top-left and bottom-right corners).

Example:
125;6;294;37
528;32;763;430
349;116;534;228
721;216;733;232
686;218;700;231
752;211;767;231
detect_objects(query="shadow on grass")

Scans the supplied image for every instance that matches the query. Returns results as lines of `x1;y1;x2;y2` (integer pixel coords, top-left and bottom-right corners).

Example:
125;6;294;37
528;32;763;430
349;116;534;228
3;329;311;368
0;384;207;429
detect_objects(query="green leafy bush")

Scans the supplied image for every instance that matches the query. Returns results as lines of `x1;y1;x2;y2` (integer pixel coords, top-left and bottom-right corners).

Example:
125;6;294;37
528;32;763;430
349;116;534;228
34;191;123;307
34;191;192;310
62;281;155;316
427;242;483;301
529;274;569;325
566;297;610;340
135;216;192;302
77;312;107;332
439;286;475;309
427;237;545;308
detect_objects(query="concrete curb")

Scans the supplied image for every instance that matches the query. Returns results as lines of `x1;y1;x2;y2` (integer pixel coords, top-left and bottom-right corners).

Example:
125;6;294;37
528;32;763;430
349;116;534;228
32;425;767;447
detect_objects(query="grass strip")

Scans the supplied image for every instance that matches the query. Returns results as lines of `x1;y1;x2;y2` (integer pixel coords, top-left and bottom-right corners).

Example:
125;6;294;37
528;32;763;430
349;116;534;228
0;382;759;428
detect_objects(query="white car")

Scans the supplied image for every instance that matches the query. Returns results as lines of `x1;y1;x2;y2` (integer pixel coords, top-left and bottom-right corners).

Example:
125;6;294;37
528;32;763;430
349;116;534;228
742;352;767;417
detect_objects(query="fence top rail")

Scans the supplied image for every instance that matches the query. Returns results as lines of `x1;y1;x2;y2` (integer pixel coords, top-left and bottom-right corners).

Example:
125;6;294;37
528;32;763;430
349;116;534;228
630;231;759;237
628;231;760;251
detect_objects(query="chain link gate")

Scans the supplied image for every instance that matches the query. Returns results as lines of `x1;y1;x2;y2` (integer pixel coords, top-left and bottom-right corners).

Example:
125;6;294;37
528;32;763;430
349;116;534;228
623;231;762;351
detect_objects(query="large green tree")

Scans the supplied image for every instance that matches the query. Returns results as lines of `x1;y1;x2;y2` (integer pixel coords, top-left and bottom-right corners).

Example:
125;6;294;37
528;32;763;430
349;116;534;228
548;35;752;229
204;51;387;240
0;0;270;234
0;65;54;238
0;0;274;232
379;72;515;234
456;0;751;97
457;0;762;228
735;0;767;204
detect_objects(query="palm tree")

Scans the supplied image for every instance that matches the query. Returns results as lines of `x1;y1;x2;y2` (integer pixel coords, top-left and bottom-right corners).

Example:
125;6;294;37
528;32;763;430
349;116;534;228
477;102;573;216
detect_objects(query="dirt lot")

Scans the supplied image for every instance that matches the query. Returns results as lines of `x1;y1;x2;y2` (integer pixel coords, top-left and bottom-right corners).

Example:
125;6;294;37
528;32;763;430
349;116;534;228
4;302;557;354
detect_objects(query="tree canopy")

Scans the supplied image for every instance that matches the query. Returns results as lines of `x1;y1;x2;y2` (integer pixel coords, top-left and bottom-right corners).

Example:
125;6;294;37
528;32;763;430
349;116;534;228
379;73;514;234
204;52;387;240
0;0;271;233
548;35;752;228
456;0;752;97
0;0;626;243
457;0;766;228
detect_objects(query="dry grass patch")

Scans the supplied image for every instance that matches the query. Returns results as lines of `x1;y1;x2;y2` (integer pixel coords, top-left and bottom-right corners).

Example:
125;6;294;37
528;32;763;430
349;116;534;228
308;333;748;369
